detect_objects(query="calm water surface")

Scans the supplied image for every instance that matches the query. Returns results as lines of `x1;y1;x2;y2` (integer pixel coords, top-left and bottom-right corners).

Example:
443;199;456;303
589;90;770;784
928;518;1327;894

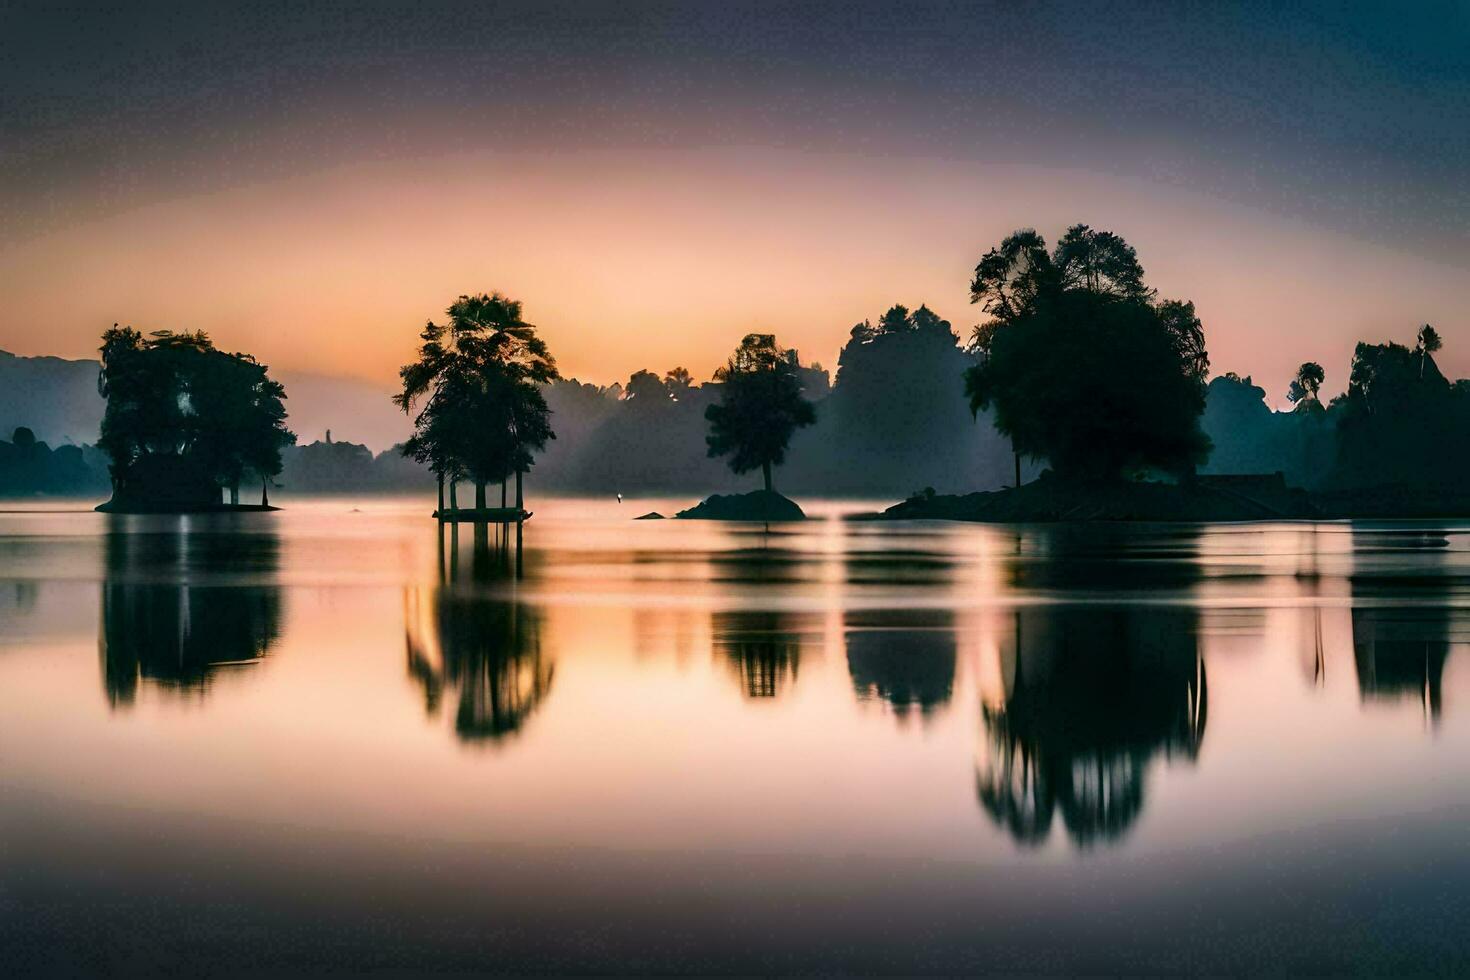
2;496;1469;974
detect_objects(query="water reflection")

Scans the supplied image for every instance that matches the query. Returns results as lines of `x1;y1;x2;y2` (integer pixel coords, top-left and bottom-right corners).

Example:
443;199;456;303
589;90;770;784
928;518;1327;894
713;609;817;698
2;579;38;619
99;517;282;706
845;608;956;720
1350;526;1469;722
1352;608;1451;720
1003;523;1204;595
404;524;553;745
8;503;1470;974
975;605;1207;848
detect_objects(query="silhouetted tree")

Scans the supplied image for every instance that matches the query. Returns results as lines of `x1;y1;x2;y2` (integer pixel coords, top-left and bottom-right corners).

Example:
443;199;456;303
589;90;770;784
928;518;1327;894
1416;324;1442;379
964;225;1211;481
816;302;1003;492
396;293;560;512
664;366;694;398
705;333;816;492
624;369;670;403
97;326;294;507
1201;372;1337;488
1330;332;1465;488
1287;361;1326;411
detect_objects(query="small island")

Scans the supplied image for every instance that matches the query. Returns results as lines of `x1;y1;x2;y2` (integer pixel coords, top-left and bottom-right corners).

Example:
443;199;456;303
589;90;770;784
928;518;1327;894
94;326;294;513
393;293;558;526
677;490;805;521
873;472;1312;523
860;225;1469;524
676;333;814;520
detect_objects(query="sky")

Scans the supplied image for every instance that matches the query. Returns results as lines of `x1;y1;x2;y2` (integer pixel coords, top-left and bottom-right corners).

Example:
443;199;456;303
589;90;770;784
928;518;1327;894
2;0;1467;403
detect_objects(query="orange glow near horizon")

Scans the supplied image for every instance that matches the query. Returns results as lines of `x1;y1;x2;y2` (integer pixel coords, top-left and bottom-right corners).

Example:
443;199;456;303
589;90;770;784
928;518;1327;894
1;148;1464;402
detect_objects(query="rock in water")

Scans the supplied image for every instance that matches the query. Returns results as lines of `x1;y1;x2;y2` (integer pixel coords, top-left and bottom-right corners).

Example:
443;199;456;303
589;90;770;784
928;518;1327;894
635;511;665;520
675;490;805;521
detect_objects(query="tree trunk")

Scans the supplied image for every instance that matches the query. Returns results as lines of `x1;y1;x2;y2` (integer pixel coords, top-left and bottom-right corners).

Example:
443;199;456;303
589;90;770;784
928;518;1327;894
230;482;239;506
437;472;445;516
515;469;524;511
475;481;487;510
1013;440;1021;489
449;480;459;511
261;478;269;507
762;461;773;493
501;480;507;508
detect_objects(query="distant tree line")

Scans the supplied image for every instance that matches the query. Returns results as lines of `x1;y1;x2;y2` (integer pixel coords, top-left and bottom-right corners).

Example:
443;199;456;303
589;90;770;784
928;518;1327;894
1204;324;1468;491
25;234;1464;505
0;426;109;496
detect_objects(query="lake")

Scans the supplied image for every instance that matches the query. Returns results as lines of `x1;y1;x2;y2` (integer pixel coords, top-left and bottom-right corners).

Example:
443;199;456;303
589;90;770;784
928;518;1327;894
2;497;1469;974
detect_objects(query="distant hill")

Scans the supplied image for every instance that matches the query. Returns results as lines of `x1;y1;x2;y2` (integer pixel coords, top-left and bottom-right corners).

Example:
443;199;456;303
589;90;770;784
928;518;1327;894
0;350;102;448
0;350;412;452
272;369;413;451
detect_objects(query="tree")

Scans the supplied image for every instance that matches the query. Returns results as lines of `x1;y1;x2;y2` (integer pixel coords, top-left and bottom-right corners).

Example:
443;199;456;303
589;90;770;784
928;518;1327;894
396;293;560;512
663;366;694;399
705;333;816;492
1416;324;1442;379
1287;362;1326;409
624;369;670;403
963;225;1211;482
1330;334;1466;489
97;325;294;507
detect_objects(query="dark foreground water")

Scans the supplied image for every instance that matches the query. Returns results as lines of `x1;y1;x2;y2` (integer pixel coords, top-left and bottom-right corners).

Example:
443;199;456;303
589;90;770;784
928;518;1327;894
2;497;1468;975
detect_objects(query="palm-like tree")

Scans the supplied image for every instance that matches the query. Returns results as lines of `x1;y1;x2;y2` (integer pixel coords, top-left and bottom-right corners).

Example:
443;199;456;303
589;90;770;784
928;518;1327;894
396;293;560;513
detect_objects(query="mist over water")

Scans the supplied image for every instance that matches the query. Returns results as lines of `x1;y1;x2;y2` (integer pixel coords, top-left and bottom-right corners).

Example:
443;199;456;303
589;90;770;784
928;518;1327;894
2;498;1469;973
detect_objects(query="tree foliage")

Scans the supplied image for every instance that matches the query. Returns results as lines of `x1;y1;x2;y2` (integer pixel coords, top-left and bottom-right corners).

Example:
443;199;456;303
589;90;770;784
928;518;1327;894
1287;361;1326;408
705;334;816;491
963;225;1211;480
97;325;294;501
1330;331;1466;488
396;293;559;498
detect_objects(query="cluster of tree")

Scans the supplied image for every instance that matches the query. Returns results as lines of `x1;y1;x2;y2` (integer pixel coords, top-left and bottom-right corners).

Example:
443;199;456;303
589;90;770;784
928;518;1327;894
1203;324;1467;492
963;225;1211;483
480;305;1012;497
396;294;557;512
97;327;294;507
0;426;110;496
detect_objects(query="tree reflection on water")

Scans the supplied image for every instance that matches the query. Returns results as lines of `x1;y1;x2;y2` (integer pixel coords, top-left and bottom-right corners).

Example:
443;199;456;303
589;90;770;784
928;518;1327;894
99;517;282;706
844;608;956;721
404;522;552;745
713;609;817;699
975;605;1207;848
